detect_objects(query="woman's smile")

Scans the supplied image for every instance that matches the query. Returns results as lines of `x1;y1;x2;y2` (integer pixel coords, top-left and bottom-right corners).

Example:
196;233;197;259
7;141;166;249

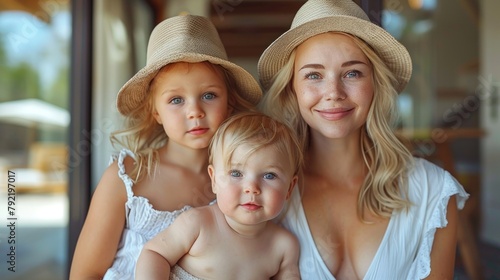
315;107;354;121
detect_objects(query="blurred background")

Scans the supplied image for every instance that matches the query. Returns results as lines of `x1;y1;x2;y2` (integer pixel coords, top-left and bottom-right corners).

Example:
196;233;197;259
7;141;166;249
0;0;498;279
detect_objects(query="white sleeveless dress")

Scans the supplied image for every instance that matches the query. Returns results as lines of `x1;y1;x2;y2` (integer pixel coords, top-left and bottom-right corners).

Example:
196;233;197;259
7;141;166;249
281;158;469;280
103;149;195;280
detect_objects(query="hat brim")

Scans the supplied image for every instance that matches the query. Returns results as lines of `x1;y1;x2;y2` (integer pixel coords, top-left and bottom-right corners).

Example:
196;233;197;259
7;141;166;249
258;15;412;93
117;53;262;116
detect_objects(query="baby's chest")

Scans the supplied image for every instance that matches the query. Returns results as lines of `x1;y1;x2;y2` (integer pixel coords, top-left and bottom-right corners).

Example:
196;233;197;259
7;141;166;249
183;249;279;279
186;235;281;278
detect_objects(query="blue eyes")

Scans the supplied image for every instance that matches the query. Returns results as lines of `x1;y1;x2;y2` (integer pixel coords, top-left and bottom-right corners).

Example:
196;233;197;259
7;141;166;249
170;97;182;104
168;92;216;104
304;70;361;80
264;173;276;180
305;72;321;80
230;170;242;177
345;71;360;78
203;92;215;100
229;170;277;180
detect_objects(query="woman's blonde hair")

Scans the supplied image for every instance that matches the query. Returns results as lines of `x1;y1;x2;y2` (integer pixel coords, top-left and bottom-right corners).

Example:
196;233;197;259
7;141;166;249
111;62;256;182
208;111;303;178
258;32;414;220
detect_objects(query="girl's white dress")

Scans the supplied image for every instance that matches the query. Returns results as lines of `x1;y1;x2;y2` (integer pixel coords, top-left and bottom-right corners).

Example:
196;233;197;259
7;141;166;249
103;149;194;280
282;157;469;280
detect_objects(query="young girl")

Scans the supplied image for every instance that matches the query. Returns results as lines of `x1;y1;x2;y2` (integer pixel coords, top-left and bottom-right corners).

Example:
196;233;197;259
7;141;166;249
69;15;261;280
135;112;302;280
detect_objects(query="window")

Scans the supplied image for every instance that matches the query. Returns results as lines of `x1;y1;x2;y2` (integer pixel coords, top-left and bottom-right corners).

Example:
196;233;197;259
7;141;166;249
0;1;71;279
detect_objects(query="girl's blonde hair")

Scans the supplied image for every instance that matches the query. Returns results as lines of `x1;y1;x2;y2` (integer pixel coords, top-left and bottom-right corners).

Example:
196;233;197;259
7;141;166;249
208;112;303;178
111;62;256;182
258;32;414;220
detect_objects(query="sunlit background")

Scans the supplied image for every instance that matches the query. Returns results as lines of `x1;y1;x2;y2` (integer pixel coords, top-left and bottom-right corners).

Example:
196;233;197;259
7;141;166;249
0;3;70;280
0;0;499;279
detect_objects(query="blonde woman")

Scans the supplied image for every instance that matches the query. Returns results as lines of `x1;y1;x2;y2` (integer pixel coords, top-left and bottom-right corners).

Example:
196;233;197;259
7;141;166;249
258;0;468;279
69;15;261;280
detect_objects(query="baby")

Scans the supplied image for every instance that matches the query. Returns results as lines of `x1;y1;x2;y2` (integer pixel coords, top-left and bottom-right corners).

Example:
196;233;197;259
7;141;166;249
136;112;302;280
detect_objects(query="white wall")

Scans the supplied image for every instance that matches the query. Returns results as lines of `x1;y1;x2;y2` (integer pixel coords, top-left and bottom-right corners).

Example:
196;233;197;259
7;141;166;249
91;0;152;189
480;0;500;246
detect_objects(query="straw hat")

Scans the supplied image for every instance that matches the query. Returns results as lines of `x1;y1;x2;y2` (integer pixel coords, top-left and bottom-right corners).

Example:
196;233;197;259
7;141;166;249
117;15;262;116
258;0;412;93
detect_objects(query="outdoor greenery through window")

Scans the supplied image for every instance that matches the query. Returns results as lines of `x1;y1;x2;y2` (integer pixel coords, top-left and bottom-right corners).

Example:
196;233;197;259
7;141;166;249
0;1;70;279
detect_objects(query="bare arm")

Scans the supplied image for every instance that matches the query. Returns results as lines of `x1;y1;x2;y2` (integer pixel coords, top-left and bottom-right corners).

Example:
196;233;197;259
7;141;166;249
425;195;459;279
272;230;301;280
69;162;128;280
135;209;202;279
134;249;172;279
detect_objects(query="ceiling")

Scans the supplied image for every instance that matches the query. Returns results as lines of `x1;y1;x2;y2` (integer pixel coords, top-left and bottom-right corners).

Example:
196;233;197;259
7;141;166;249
0;0;366;58
0;0;68;23
145;0;307;58
208;0;306;58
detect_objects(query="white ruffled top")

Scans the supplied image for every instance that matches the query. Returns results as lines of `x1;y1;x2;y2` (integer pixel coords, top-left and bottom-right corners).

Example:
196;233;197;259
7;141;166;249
103;149;194;280
281;157;469;280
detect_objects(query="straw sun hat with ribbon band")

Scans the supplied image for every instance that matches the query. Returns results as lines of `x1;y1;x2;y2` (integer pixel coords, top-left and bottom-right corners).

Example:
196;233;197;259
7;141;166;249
258;0;412;94
117;14;262;116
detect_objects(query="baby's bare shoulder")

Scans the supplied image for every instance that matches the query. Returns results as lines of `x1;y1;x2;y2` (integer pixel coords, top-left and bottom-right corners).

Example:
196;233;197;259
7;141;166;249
266;222;299;249
178;204;215;223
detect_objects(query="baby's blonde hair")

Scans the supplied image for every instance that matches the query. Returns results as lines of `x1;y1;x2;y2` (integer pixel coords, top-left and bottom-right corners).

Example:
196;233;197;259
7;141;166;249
111;62;256;182
208;112;303;178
